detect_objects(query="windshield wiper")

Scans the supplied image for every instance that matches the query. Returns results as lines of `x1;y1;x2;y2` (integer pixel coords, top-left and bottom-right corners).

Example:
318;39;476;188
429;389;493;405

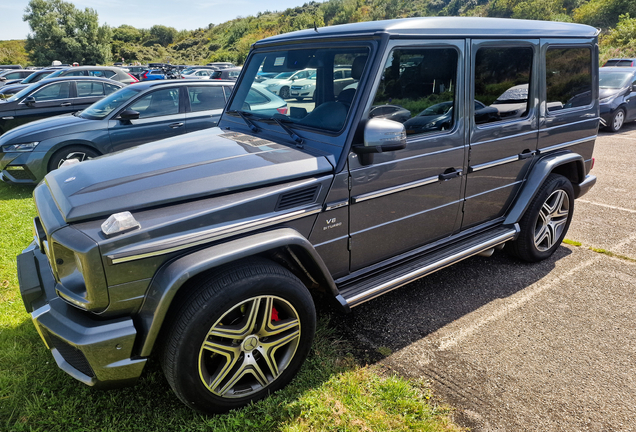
227;109;259;132
268;117;304;148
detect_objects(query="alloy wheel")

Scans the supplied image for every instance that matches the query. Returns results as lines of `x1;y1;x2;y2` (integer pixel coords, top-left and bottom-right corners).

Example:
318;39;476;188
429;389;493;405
613;110;625;131
56;151;92;168
534;189;570;251
198;295;301;398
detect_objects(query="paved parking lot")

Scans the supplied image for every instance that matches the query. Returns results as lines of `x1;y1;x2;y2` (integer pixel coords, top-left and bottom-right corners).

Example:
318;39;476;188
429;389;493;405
340;124;636;431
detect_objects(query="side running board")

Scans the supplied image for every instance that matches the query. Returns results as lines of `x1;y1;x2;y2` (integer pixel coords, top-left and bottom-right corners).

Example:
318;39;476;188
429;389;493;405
338;225;519;308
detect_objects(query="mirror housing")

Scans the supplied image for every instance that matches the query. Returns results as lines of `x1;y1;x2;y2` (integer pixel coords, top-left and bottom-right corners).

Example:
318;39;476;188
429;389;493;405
119;109;140;120
24;96;36;106
354;117;407;154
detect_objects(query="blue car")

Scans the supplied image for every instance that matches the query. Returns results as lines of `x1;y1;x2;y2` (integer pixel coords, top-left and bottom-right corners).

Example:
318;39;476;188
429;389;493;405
0;80;234;184
140;70;166;81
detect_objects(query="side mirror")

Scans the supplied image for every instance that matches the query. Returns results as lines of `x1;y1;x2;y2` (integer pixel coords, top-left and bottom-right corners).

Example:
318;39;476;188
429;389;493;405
0;77;6;82
119;109;140;120
24;96;36;106
354;118;407;154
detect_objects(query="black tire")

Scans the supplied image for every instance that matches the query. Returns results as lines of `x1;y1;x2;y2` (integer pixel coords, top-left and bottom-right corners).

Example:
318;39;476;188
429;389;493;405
48;145;100;172
161;258;316;414
608;108;625;132
507;173;574;262
279;86;290;99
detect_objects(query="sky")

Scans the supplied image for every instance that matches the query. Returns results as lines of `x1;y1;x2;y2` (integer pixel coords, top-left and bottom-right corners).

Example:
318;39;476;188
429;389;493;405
0;0;312;40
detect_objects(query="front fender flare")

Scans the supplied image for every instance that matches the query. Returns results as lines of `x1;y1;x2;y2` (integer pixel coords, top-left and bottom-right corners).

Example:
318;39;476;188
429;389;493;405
504;152;585;226
136;227;338;357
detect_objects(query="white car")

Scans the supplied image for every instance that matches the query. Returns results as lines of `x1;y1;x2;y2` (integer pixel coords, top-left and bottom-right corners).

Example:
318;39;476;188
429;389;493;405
261;69;315;99
182;69;215;80
290;73;317;100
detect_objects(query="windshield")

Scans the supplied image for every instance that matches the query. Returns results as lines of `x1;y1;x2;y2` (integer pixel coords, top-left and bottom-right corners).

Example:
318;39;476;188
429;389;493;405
23;71;52;84
5;83;39;103
599;71;633;89
228;46;369;132
80;87;140;120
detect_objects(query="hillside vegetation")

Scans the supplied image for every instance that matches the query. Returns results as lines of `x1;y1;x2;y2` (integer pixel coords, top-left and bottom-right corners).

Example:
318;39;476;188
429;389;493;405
3;0;636;66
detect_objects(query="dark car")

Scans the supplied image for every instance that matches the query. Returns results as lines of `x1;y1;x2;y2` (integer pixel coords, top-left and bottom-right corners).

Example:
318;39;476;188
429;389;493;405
598;67;636;132
0;80;233;183
46;66;138;85
0;69;33;86
16;17;598;416
0;77;124;136
0;69;57;94
603;58;636;67
369;104;412;123
210;67;242;80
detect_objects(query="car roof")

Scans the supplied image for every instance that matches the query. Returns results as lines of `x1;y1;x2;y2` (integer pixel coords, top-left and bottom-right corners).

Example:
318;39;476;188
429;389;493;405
258;17;599;46
57;66;122;71
36;76;127;85
137;80;236;90
600;67;636;73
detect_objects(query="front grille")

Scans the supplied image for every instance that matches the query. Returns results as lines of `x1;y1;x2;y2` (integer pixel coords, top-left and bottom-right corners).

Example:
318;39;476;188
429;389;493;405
291;86;302;90
276;185;320;211
48;333;96;378
5;165;35;180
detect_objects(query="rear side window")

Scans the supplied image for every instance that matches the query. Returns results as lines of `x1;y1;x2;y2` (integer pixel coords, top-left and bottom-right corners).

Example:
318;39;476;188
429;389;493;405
211;71;222;79
370;47;458;136
77;81;105;97
474;46;533;124
64;70;87;77
546;47;592;112
188;86;226;111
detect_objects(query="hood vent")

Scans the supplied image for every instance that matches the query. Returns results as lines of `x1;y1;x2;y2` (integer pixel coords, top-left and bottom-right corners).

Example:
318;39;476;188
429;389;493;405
276;185;320;211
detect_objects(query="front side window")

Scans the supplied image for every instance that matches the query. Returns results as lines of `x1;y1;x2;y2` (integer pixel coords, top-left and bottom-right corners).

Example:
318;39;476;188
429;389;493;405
546;47;592;112
30;82;71;101
64;70;87;77
228;46;369;132
80;86;139;120
371;47;458;136
127;88;180;118
188;86;226;111
474;46;533;124
104;83;121;95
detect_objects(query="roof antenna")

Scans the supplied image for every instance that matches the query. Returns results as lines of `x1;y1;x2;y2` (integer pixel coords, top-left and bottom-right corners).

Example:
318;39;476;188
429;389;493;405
314;21;318;32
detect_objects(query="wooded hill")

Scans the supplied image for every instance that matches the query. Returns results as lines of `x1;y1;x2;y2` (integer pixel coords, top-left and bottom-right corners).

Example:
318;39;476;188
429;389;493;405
3;0;636;66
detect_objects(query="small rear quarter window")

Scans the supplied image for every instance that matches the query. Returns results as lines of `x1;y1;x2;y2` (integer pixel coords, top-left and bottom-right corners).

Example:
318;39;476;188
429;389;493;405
546;47;592;112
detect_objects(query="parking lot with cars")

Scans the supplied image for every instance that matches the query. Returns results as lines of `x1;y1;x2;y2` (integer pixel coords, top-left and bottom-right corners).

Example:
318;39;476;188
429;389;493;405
339;124;636;431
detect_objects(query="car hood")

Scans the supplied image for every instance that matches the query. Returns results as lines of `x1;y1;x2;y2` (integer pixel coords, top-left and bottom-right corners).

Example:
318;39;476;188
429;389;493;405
44;128;334;223
599;87;622;100
0;113;99;144
261;78;290;86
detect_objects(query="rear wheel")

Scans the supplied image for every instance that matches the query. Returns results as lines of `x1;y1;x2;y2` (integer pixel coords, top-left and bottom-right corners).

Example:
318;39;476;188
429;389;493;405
608;108;625;132
507;173;574;262
161;258;316;414
48;146;99;172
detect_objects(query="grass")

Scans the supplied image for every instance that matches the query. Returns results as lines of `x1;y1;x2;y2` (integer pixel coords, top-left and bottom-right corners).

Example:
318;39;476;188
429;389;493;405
0;182;463;432
563;238;636;263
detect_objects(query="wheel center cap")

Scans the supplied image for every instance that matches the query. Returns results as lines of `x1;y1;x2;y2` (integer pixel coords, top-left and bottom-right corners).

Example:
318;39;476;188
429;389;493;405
242;335;259;352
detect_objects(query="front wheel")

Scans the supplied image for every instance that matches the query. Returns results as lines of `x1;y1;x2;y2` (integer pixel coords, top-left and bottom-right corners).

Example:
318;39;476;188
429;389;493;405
161;258;316;414
48;146;99;172
507;173;574;262
279;86;290;99
608;108;625;132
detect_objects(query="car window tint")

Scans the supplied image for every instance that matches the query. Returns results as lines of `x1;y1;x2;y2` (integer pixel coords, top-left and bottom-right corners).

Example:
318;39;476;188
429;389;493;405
104;83;120;95
128;88;179;118
246;88;270;105
370;47;458;136
546;47;592;112
228;71;240;78
31;82;71;101
65;70;87;77
77;81;105;97
103;70;116;78
188;86;226;111
474;46;533;124
5;72;23;79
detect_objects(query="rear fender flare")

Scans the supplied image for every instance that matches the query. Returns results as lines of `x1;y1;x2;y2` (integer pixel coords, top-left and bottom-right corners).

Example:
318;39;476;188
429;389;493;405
504;152;585;226
136;227;339;357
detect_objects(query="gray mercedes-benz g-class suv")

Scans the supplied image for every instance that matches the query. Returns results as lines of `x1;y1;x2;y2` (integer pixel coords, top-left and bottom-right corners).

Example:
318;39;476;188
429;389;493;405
17;17;598;414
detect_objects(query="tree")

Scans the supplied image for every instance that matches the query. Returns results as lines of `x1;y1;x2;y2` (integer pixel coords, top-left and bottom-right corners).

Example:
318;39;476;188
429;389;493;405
149;25;178;47
23;0;111;65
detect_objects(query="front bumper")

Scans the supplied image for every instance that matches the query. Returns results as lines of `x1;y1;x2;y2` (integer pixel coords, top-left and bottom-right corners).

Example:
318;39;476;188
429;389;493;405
0;151;43;184
17;242;146;388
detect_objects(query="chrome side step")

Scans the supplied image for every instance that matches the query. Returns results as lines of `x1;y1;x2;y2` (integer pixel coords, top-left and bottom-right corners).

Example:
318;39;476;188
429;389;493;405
338;225;519;308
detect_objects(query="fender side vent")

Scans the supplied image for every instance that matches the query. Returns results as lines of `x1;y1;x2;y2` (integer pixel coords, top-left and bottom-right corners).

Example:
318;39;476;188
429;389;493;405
276;186;320;211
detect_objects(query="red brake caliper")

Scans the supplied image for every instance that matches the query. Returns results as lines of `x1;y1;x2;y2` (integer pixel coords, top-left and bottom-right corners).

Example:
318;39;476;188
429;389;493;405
271;307;280;322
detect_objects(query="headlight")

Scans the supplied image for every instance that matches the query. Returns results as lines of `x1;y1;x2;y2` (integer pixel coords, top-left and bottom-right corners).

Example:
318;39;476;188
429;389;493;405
300;84;312;90
599;96;614;103
425;121;438;128
266;83;277;89
1;142;39;152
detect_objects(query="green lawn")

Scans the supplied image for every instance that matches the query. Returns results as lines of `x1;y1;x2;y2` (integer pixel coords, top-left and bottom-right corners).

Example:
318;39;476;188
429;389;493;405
0;182;463;432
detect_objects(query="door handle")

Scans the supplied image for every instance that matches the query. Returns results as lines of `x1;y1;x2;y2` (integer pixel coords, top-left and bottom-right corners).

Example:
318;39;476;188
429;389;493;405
60;102;72;107
518;149;535;160
439;168;463;181
169;122;184;128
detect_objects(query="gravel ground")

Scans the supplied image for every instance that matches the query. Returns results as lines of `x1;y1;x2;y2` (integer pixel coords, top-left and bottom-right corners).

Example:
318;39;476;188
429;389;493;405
339;123;636;431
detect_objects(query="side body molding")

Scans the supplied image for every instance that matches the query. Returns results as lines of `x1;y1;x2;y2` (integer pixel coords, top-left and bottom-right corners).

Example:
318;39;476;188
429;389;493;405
504;152;588;226
136;228;339;357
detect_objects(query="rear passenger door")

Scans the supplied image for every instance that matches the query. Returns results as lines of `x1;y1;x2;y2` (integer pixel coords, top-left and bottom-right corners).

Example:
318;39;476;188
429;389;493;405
74;80;108;109
348;41;466;270
185;85;227;133
462;40;539;229
108;87;186;151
